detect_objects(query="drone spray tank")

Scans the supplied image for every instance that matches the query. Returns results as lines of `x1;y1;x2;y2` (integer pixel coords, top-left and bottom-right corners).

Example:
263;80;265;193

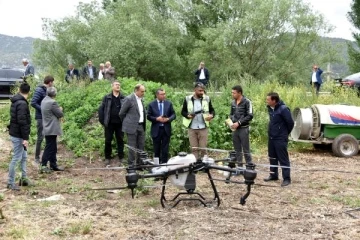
167;152;197;190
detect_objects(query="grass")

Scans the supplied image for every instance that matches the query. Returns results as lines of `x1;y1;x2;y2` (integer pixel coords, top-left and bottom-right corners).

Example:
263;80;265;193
6;226;28;239
68;220;92;235
85;190;107;201
331;195;360;207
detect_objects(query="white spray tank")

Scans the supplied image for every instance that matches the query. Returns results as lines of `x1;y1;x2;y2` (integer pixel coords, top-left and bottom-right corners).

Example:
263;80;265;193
167;152;196;189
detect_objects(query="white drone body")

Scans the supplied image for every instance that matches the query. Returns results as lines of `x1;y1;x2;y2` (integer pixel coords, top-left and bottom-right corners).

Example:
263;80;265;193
152;153;197;189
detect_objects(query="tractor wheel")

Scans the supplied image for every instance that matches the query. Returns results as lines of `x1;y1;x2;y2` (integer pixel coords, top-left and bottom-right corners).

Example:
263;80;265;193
332;134;359;157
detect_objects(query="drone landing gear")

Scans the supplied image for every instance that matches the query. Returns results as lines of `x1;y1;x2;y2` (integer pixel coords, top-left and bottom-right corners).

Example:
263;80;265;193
160;171;221;208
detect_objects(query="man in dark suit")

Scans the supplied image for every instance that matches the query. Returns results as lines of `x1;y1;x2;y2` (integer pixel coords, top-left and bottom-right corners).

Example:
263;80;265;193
147;89;176;164
83;60;97;82
65;64;80;83
194;61;210;86
22;58;35;80
119;84;146;166
40;87;65;173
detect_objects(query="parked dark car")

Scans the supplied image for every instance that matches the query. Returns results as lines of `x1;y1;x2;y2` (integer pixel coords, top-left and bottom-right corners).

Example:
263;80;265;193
0;68;24;98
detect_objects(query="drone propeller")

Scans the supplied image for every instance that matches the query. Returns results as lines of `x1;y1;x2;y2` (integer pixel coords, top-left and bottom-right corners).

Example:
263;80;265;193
255;163;360;174
72;166;127;171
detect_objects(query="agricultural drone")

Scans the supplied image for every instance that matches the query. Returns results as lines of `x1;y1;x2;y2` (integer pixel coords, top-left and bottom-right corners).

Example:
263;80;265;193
79;145;274;208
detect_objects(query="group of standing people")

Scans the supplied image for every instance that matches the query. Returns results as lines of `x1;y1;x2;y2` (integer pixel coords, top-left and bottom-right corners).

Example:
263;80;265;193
7;58;298;190
97;80;294;187
7;76;65;190
65;60;116;83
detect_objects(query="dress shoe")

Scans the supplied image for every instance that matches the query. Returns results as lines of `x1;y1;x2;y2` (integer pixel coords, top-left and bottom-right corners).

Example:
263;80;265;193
7;184;20;191
263;176;279;182
281;179;291;187
51;166;65;171
19;178;34;187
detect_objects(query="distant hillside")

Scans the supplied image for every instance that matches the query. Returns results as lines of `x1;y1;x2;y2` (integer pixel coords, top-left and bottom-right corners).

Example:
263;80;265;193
0;33;355;77
323;37;356;77
0;34;36;68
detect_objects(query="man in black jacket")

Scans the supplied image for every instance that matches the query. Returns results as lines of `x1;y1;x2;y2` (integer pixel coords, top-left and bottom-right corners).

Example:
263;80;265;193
98;81;125;166
7;83;32;190
264;92;294;187
194;62;210;86
230;85;253;168
30;76;54;165
65;64;80;82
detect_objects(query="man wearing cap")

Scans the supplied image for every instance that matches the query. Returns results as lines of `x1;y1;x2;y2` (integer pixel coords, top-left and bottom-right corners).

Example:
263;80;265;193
181;83;215;160
21;58;35;80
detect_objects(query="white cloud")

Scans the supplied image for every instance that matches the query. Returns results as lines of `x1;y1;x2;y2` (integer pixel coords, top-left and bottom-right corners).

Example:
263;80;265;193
305;0;355;40
0;0;356;40
0;0;94;38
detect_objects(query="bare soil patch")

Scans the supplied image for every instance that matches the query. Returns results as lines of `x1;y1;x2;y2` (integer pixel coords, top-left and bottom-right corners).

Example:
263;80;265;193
0;132;359;239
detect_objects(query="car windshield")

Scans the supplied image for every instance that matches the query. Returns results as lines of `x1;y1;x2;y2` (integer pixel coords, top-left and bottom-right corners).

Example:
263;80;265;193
0;69;24;78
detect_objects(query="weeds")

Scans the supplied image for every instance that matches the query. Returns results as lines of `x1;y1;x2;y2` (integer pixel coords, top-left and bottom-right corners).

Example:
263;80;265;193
85;190;106;201
6;226;28;239
331;195;360;207
68;220;92;235
52;227;65;237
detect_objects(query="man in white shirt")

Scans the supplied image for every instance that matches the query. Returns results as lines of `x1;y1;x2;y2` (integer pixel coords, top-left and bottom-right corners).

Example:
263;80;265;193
98;63;105;80
310;65;323;95
119;84;147;166
194;61;210;86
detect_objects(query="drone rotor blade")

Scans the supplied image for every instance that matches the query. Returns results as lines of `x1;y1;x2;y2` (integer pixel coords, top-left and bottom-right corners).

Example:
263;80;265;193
91;186;128;191
253;183;279;188
210;178;246;185
142;184;166;188
192;147;230;153
72;166;127;171
255;163;293;169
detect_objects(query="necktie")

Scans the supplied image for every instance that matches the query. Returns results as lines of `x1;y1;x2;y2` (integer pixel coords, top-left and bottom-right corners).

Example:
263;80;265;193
159;101;163;116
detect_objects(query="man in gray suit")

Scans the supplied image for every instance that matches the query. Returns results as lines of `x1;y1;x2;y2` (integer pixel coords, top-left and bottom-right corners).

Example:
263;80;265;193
119;84;146;166
40;87;65;173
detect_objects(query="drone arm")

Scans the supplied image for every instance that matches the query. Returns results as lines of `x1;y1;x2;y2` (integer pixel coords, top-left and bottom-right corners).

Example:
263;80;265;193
139;173;166;179
208;165;242;174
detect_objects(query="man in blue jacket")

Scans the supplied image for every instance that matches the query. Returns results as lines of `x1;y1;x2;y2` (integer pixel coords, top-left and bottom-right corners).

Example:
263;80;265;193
30;76;54;165
310;65;323;95
264;92;294;187
147;88;176;164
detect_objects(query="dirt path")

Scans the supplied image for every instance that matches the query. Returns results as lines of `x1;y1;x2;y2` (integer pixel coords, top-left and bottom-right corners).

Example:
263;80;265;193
0;131;359;239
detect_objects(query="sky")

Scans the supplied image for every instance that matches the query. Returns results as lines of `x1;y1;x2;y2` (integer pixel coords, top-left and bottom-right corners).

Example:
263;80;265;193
0;0;356;40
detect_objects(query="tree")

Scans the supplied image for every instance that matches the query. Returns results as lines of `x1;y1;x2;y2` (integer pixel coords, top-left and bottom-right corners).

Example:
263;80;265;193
183;0;331;85
33;0;333;86
348;0;360;73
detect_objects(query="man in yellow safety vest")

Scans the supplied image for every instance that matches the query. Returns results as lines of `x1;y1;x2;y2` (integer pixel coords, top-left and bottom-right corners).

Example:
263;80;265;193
181;82;215;160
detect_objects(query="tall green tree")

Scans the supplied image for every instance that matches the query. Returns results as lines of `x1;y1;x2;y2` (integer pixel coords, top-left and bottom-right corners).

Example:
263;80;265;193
33;0;333;86
348;0;360;73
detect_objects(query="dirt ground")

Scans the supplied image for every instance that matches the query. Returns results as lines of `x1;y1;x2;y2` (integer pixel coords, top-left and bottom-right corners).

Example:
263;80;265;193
0;131;359;240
